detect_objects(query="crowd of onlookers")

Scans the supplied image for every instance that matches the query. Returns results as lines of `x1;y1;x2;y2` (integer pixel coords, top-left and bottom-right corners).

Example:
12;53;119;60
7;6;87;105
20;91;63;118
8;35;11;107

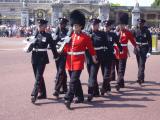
0;24;160;40
0;24;38;37
0;24;54;37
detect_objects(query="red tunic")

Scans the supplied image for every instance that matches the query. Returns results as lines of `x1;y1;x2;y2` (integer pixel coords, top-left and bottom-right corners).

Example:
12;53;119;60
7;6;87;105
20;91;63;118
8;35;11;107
64;32;96;70
114;29;136;59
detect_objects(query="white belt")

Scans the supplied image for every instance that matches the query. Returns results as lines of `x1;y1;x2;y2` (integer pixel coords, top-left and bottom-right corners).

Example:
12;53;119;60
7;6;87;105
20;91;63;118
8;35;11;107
114;44;127;47
94;46;108;50
136;42;148;45
32;48;47;52
67;51;85;55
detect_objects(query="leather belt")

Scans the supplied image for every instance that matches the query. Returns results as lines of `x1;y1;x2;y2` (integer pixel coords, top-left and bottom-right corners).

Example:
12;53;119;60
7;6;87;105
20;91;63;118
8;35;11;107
32;48;47;52
94;46;108;50
67;51;85;55
114;44;128;47
136;42;148;45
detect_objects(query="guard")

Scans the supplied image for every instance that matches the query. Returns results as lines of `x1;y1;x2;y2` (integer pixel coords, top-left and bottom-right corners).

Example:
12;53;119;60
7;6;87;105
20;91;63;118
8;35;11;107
30;19;59;103
114;13;139;91
52;18;69;98
134;18;152;85
102;19;122;93
63;10;97;109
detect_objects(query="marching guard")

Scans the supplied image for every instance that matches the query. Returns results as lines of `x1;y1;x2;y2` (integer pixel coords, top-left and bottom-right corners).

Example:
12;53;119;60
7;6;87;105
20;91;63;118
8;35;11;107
102;19;123;92
85;18;112;101
134;18;152;85
52;18;69;98
30;19;59;103
62;10;98;109
114;13;139;91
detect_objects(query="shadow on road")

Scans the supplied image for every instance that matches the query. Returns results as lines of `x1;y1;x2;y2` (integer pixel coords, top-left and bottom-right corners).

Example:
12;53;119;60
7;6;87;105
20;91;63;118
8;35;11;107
32;80;159;110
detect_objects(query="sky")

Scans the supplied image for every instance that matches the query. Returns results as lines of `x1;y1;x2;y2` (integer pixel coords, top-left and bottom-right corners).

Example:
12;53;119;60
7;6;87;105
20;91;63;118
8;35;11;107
108;0;155;6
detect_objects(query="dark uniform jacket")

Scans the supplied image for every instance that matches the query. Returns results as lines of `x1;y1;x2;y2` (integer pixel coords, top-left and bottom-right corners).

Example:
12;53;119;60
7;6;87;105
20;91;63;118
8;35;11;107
31;31;59;64
54;26;68;44
134;26;152;53
86;30;111;63
105;31;122;55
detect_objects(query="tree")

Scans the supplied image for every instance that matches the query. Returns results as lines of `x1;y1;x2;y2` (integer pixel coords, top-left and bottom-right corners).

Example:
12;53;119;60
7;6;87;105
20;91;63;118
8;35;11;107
151;0;160;7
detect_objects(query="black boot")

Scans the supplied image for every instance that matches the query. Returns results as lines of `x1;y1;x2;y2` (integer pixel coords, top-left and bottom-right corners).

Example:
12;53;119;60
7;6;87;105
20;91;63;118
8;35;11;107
115;82;124;91
106;84;111;92
74;98;84;104
53;91;59;99
64;100;71;110
37;94;47;99
115;84;120;91
87;87;94;101
31;96;37;103
87;94;93;102
137;79;144;85
100;88;105;96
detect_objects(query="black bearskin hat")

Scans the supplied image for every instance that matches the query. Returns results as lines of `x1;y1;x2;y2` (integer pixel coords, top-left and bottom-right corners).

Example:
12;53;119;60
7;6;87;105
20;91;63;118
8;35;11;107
119;13;129;25
70;10;85;29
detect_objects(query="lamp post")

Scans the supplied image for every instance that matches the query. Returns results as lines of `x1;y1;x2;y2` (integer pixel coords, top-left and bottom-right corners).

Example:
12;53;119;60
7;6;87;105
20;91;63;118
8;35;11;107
98;0;110;21
51;0;63;26
132;1;140;26
21;0;29;27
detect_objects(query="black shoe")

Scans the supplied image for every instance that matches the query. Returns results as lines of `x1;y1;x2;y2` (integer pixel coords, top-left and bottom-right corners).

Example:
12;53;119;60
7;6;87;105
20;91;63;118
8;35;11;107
64;100;71;110
59;90;67;94
31;96;37;103
93;90;100;97
74;98;84;104
53;91;59;98
37;94;47;99
87;94;93;102
115;84;120;91
100;89;105;96
137;79;144;85
119;83;125;88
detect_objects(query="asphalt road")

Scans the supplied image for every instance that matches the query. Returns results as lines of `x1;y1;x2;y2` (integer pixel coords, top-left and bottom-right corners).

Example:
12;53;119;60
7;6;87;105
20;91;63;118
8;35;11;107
0;37;160;120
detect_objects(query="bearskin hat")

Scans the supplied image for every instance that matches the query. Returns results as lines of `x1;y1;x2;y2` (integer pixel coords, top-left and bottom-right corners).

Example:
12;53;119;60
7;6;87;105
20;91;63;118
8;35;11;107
119;13;129;25
70;10;85;29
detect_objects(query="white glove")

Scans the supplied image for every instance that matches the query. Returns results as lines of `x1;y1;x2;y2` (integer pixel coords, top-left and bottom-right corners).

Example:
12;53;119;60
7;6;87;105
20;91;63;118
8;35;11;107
52;33;58;40
146;53;151;58
61;36;71;43
120;51;123;54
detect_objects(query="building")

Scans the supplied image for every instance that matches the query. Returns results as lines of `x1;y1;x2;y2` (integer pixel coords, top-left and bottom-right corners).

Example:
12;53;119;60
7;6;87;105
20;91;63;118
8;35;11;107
0;0;160;27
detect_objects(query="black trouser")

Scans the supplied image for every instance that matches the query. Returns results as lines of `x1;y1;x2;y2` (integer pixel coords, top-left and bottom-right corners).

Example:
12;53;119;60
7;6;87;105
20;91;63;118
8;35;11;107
110;57;119;81
87;57;112;95
116;59;127;85
31;64;46;97
64;70;84;102
54;54;67;92
87;63;99;95
100;58;113;90
135;46;148;81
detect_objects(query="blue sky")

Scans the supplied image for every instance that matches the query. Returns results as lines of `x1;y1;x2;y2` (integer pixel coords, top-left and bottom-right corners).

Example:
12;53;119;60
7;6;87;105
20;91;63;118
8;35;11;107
108;0;154;6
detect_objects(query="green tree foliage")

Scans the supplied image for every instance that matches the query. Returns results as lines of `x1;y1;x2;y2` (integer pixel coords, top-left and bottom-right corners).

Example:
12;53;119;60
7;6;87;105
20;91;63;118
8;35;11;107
151;0;160;7
110;3;121;7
